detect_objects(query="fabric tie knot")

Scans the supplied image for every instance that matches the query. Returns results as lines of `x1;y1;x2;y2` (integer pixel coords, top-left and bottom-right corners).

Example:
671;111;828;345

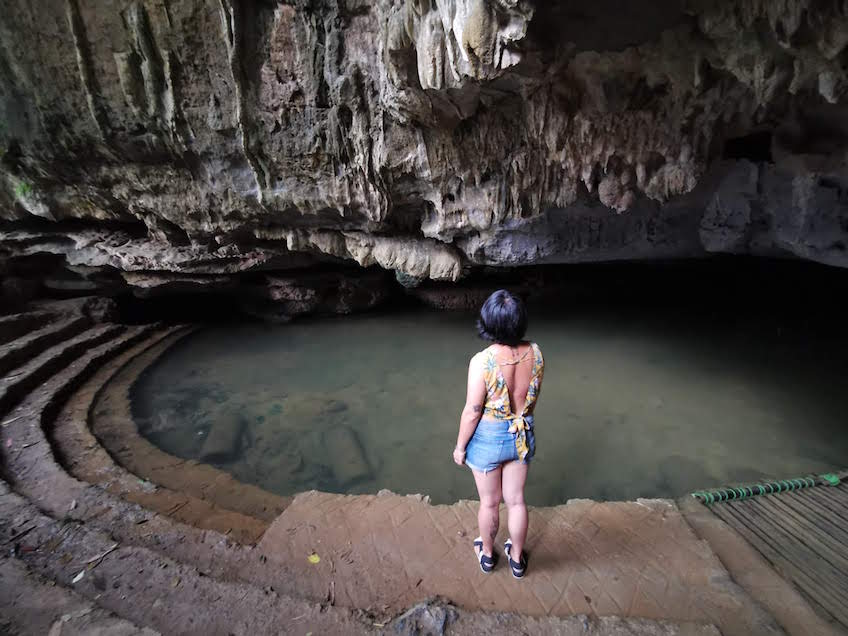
508;415;531;461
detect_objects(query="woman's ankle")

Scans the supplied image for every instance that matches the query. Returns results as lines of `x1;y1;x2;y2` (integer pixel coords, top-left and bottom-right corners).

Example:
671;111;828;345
506;540;524;562
475;541;493;558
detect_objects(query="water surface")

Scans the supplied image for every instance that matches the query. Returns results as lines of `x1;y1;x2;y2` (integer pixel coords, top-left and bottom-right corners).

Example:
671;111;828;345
132;308;848;505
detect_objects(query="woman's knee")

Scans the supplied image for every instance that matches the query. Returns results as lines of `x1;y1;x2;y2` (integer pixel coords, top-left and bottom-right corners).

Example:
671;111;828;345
502;489;525;508
479;495;500;511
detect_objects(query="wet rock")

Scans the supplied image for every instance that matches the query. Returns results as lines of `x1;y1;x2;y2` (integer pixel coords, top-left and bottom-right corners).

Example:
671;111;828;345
141;409;179;436
324;400;348;415
268;403;283;416
259;448;305;492
323;425;372;488
199;413;246;464
245;269;394;319
279;393;353;431
407;284;494;311
78;296;119;323
395;272;425;289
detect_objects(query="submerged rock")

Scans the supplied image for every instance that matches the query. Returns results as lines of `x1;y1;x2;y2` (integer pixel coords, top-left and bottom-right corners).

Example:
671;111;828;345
324;400;348;415
258;447;305;492
323;425;373;488
141;409;179;436
199;413;246;464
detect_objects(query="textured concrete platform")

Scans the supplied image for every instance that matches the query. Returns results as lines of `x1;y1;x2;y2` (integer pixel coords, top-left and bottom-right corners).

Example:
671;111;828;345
259;491;782;635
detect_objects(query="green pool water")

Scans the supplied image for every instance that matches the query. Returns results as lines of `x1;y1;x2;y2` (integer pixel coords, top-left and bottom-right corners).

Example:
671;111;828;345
131;308;848;506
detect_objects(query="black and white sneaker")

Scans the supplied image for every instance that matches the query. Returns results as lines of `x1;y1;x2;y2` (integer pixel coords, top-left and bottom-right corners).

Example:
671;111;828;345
473;537;496;573
504;538;527;579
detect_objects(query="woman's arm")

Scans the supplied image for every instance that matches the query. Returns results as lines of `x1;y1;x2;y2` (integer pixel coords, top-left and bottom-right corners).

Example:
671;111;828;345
453;356;487;465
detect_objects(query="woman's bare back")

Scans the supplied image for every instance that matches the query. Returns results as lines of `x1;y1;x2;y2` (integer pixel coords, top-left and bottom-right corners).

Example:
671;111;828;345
489;342;535;414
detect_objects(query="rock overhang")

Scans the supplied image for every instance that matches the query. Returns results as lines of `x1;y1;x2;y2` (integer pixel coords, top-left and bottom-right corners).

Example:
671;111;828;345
0;0;846;310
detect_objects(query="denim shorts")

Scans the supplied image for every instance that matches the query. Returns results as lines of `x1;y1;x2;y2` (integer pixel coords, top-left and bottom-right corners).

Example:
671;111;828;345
465;417;536;473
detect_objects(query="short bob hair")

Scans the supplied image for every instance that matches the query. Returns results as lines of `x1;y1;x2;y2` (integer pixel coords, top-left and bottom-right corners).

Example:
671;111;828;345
477;290;527;346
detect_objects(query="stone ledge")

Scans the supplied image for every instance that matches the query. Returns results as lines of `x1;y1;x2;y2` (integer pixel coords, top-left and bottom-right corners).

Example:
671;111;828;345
0;557;159;636
87;327;290;527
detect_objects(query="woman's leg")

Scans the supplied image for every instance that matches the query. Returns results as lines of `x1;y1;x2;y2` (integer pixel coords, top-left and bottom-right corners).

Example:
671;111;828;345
502;461;529;561
472;466;503;556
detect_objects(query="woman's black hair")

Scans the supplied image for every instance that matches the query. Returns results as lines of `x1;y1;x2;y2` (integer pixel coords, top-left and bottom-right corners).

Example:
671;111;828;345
476;290;527;346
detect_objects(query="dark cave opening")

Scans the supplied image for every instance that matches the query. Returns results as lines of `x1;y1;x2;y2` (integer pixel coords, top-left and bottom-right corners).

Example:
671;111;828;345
4;252;848;346
103;256;848;345
722;131;774;163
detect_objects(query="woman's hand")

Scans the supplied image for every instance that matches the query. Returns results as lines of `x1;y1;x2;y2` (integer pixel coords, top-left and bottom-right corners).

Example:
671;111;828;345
453;447;466;466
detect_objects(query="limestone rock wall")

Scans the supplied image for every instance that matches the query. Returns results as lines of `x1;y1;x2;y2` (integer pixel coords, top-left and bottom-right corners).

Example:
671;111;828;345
1;0;847;306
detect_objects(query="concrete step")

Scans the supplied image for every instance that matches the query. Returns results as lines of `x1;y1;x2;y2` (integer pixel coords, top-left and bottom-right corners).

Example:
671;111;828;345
0;323;124;417
50;326;278;544
86;327;290;525
1;325;164;499
0;325;279;588
0;480;372;635
0;311;52;346
0;316;90;378
0;556;159;636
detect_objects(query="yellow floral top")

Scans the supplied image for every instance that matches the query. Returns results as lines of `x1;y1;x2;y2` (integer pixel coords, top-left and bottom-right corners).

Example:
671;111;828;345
475;343;544;460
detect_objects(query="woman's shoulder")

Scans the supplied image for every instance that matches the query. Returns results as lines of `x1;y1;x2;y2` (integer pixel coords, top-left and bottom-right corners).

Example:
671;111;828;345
530;342;544;362
470;348;488;364
470;347;498;373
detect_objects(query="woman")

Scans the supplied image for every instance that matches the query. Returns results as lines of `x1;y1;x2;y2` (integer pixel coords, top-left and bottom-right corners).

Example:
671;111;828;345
453;290;544;579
